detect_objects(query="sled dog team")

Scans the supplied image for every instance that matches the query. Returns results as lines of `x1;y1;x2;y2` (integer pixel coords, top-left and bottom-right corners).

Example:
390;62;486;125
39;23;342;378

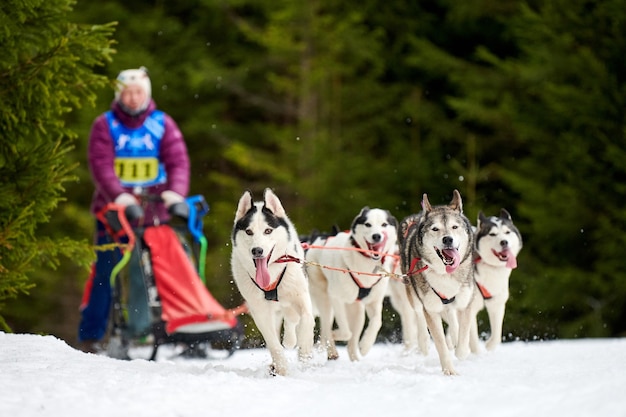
231;188;522;376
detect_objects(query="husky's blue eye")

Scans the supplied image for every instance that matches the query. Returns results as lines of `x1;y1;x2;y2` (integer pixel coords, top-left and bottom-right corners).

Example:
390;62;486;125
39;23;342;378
264;228;273;235
245;229;253;236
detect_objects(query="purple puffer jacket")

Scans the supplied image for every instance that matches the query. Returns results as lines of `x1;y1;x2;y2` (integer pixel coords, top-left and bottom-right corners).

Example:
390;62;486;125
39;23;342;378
88;99;190;226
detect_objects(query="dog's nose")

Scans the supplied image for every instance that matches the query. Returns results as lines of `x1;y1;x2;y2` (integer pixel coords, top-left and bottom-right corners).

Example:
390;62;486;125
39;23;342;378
442;236;453;246
500;239;508;248
251;247;264;257
371;233;381;243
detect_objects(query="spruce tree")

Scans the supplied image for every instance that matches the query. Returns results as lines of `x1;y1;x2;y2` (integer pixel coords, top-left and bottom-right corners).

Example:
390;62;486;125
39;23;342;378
0;0;115;330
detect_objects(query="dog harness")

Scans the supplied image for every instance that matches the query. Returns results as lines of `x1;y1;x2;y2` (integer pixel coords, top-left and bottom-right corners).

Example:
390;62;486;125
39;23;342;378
347;237;388;300
250;267;286;302
106;110;167;187
473;257;494;299
348;272;382;301
475;280;493;300
432;288;456;304
249;254;301;302
406;258;456;304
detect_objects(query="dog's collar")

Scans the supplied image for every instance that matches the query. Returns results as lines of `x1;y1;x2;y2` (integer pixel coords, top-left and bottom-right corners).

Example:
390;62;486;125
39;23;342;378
350;237;373;259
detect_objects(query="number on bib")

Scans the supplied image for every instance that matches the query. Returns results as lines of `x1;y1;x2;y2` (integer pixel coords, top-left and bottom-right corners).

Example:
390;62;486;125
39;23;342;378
115;157;160;183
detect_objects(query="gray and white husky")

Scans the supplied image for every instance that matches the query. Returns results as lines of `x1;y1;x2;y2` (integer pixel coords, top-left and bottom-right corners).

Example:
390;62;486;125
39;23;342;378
306;207;398;362
467;209;522;353
399;190;475;375
231;188;314;376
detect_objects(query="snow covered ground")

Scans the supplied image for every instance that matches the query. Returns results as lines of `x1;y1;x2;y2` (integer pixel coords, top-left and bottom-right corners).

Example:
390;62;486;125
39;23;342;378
1;332;624;417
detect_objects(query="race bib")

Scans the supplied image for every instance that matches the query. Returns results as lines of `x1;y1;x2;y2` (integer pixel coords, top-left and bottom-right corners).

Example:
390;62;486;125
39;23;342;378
115;157;163;185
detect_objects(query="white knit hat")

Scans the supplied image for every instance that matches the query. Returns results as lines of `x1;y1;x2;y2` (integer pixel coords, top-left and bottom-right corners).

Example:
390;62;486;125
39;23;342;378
114;66;152;105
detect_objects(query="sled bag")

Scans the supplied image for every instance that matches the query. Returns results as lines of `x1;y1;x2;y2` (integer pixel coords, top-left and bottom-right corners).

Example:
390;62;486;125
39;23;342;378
142;225;238;334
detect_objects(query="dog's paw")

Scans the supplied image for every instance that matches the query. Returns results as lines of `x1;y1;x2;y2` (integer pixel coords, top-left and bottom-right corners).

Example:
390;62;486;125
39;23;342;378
332;328;351;341
269;363;288;377
485;337;501;351
443;367;459;376
455;345;470;360
347;346;360;362
327;346;339;361
359;340;374;357
298;348;313;363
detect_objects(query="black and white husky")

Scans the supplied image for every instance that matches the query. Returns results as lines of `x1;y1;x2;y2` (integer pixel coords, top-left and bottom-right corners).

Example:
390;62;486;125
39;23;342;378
306;207;398;362
399;190;475;375
231;188;314;376
467;209;522;352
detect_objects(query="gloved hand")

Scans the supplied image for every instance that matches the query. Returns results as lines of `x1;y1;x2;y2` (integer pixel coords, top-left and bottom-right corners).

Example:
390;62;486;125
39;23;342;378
161;190;185;208
114;192;139;207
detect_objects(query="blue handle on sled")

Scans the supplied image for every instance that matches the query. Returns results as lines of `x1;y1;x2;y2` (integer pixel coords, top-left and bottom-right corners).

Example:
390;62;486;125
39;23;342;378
185;195;210;282
186;195;209;242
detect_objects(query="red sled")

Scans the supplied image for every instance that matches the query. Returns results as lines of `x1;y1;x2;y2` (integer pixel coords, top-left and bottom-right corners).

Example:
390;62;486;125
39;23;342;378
98;197;244;360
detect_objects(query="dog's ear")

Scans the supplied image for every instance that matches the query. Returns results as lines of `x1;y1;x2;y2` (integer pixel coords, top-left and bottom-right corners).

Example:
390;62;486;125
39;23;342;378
264;188;287;217
235;190;254;221
421;193;432;212
477;211;487;228
449;189;463;213
500;208;512;221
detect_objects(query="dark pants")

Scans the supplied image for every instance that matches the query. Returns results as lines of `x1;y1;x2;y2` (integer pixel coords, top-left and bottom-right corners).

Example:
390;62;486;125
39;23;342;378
78;220;119;342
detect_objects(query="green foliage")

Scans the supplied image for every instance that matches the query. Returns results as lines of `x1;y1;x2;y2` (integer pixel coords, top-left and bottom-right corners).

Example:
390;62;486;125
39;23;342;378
0;0;115;329
445;0;626;338
5;0;625;343
498;0;626;338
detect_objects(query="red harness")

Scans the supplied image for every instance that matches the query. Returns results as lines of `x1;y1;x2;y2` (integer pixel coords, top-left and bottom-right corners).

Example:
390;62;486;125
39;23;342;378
348;272;383;301
347;236;389;300
250;254;301;301
473;256;493;299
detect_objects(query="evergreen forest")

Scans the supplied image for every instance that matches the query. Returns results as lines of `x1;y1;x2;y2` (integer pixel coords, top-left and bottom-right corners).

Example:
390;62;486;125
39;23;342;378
1;0;625;347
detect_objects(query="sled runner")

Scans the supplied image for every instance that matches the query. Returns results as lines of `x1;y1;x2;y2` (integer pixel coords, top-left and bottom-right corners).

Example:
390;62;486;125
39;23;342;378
98;194;244;360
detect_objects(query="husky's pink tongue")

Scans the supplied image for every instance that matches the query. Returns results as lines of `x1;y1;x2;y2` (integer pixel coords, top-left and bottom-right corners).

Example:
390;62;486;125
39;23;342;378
503;249;517;269
443;248;460;273
254;257;271;289
493;248;518;269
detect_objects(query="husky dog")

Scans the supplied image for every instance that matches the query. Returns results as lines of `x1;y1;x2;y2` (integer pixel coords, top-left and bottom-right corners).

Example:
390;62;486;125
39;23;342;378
467;209;522;353
399;190;474;375
386;244;430;355
306;207;398;361
231;188;314;376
